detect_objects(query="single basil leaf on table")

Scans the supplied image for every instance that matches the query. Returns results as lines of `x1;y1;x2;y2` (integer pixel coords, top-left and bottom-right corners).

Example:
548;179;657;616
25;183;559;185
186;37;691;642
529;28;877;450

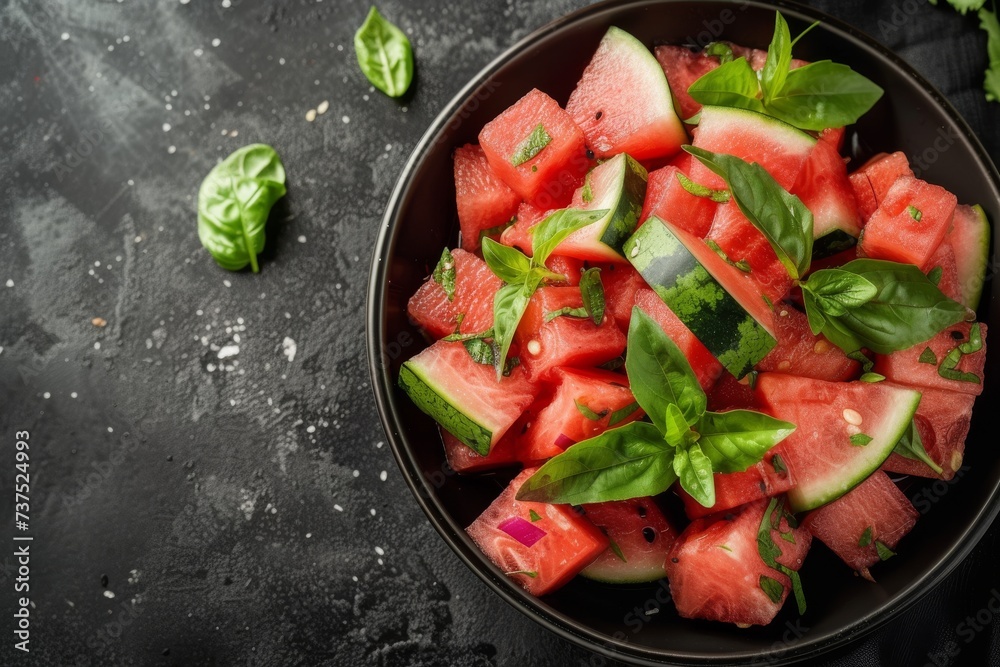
759;11;793;103
687;58;766;113
626;307;707;434
530;208;609;266
579;267;606;325
515;422;677;504
766;61;884;131
354;6;413;98
893;419;944;475
981;8;1000;102
432;247;457;301
673;442;716;508
695;410;796;473
684;146;813;279
197;143;286;273
799;268;878;316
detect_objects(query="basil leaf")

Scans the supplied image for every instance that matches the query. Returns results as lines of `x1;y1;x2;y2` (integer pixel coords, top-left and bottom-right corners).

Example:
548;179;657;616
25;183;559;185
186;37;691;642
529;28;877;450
462;338;495;366
197;144;287;273
938;348;981;383
353;6;413;98
875;541;896;561
531;208;609;267
664;403;698;448
511;124;552;167
673;443;716;508
980;8;1000;102
684;146;813;279
919;347;938;364
800;269;878;316
847;350;875;373
491;282;533;381
705;239;751;273
432;247;457;301
505;569;538;578
479;216;517;244
695;410;796;473
766;61;884;131
944;1;987;15
858;526;873;548
850;433;873;447
515;422;677;504
608;401;641;427
760;12;792;103
704;41;735;64
609;537;628;562
544;307;588;323
960;322;984;354
772;453;787;474
528;509;542;522
860;372;886;383
759;575;785;604
687;58;766;113
803;259;969;354
927;265;943;286
575;400;608;421
579;267;606;325
908;205;923;222
677;172;731;203
626;307;707;433
893;419;944;475
482;238;533;285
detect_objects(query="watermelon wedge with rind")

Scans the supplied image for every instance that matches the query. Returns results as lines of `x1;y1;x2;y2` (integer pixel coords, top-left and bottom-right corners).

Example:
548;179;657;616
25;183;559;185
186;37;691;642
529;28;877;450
580;498;678;583
755;373;922;512
948;204;991;310
398;341;538;455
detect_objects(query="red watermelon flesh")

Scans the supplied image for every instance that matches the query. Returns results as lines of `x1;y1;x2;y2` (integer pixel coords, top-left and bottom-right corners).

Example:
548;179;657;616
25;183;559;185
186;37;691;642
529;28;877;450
922;240;962;305
791;136;862;251
547;254;586;286
567;27;687;161
666;498;811;626
708;373;760;412
859;175;957;268
467;468;609;596
707;200;794;305
441;424;521;474
479;88;590;208
407;248;502;339
581;498;678;583
874;322;987;396
677;450;796;520
639;164;717;236
634;288;723;393
501;201;549;255
518;367;642;463
848;152;914;220
515;286;627;382
802;470;918;582
820;126;846;152
880;385;976;480
454;144;521;252
600;263;649;334
756;307;859;382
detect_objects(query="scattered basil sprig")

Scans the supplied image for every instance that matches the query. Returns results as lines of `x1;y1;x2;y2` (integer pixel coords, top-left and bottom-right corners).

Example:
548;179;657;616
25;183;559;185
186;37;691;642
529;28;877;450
354;6;414;98
197;144;287;273
688;12;884;131
516;307;796;507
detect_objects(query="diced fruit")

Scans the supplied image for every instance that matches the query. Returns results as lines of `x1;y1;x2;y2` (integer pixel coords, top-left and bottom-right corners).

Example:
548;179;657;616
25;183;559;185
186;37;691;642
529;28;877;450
706;200;794;305
754;373;922;512
547;255;586;286
467;468;609;596
802;470;918;582
881;385;976;480
441;424;521;474
848;152;914;220
634;288;723;392
874;322;987;396
689;106;815;191
567;27;686;161
601;263;649;334
556;153;648;262
407;249;502;339
581;498;678;583
479;89;590;208
501;201;549;255
398;340;539;455
923;240;962;305
756;307;859;382
859;175;957;268
640;164;717;237
453;144;521;252
677;451;795;521
515;286;627;382
708;373;760;412
626;216;777;378
666;499;811;626
518;367;642;462
947;204;991;310
655;45;718;122
791;137;861;259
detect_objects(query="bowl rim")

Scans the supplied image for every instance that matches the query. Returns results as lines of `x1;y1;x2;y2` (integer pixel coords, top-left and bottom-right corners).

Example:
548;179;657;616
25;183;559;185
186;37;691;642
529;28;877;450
366;0;1000;663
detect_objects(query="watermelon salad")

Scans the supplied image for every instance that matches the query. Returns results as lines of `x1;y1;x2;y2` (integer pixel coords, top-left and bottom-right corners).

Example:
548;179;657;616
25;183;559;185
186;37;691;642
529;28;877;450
397;13;991;628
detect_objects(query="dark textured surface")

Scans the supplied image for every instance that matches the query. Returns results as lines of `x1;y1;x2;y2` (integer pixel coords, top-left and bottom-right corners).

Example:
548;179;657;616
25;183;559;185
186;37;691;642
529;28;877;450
0;1;998;666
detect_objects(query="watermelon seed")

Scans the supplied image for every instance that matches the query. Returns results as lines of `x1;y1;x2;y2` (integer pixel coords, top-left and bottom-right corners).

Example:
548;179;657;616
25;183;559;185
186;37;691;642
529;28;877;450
813;339;832;354
950;330;965;340
642;527;656;543
636;505;647;518
842;409;863;426
595;111;603;120
777;360;791;371
526;340;541;356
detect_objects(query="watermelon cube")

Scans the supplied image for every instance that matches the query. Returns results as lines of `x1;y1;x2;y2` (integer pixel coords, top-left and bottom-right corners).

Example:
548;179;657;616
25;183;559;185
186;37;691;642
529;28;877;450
859;175;957;268
581;498;678;583
441;421;522;475
406;248;502;339
654;45;719;123
880;385;976;480
874;322;987;396
517;367;642;463
756;307;859;382
453;144;521;252
922;240;962;305
802;470;919;582
466;468;609;596
707;200;794;305
848;152;914;220
666;498;811;626
640;164;717;237
677;450;796;521
600;263;648;334
479;89;590;209
500;201;549;255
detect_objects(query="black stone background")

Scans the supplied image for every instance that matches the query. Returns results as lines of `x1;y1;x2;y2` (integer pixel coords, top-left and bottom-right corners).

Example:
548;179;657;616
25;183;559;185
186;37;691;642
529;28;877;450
1;0;999;665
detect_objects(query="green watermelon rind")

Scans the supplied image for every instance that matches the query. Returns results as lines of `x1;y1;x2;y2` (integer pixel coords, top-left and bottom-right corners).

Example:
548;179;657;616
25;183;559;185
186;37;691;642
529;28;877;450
398;361;493;456
953;204;991;311
625;217;777;378
580;558;666;584
563;153;648;261
788;386;923;513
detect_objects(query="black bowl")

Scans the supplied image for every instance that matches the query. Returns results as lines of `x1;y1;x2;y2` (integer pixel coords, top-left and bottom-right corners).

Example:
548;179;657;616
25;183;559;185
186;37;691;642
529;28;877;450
366;1;1000;663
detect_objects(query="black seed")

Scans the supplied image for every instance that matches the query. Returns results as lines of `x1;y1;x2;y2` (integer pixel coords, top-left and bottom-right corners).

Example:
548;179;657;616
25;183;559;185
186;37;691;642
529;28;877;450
951;330;964;340
642;527;656;543
724;513;735;522
758;481;767;493
595;111;603;120
100;574;108;588
671;557;679;564
637;505;647;518
586;149;595;160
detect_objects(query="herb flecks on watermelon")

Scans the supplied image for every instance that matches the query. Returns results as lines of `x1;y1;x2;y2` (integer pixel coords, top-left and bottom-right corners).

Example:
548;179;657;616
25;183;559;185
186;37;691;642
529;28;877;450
880;385;976;480
454;144;521;252
874;322;987;396
791;136;862;259
859;175;957;268
407;248;502;339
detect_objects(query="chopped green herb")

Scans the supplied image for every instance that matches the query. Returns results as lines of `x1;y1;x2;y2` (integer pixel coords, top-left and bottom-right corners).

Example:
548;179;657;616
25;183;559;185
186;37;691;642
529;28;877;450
718;544;733;553
581;172;595;204
772;453;787;474
875;541;896;561
759;575;785;604
462;338;495;366
528;509;542;523
479;216;517;244
893;419;944;475
609;537;628;563
847;350;875;373
757;498;806;614
598;356;625;371
608;401;641;427
443;327;492;343
747;370;760;390
850;433;873;447
938;325;983;383
908;205;923;221
858;526;873;548
860;372;886;383
762;294;774;310
579;268;606;325
780;531;796;545
676;171;731;203
918;347;938;364
704;41;735;64
432;247;457;301
575;400;609;421
705;239;751;273
511;124;552;166
544;306;589;323
505;570;538;578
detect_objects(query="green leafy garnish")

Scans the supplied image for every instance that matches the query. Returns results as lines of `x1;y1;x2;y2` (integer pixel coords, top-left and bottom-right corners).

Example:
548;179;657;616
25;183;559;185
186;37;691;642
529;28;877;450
981;8;1000;101
354;6;413;98
579;268;606;325
938;323;983;383
575;400;609;422
772;454;787;474
860;372;886;383
919;347;938;364
757;498;807;614
544;307;589;323
875;541;896;561
858;526;873;548
581;172;595;204
505;570;538;578
511;124;552;167
704;41;734;64
528;509;542;523
850;433;873;447
609;537;628;563
197;144;287;273
908;206;923;222
685;146;814;279
893;419;944;475
462;338;495;366
927;265;944;286
608;401;640;427
432;247;457;301
530;208;608;266
847;350;875;373
705;239;751;273
676;172;731;203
